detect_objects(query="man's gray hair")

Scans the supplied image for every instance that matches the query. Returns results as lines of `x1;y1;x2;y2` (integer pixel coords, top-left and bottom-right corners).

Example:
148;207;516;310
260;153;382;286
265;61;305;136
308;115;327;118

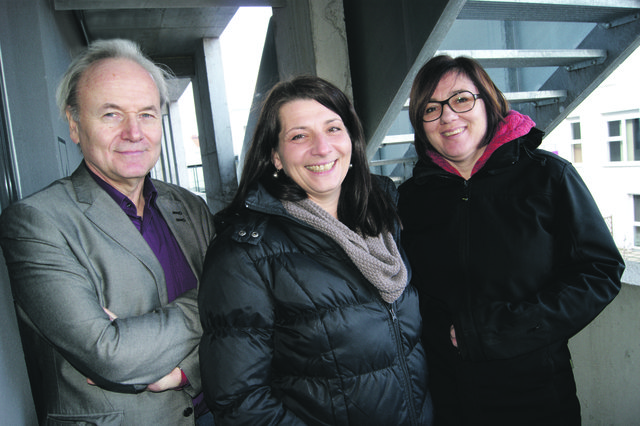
56;39;172;122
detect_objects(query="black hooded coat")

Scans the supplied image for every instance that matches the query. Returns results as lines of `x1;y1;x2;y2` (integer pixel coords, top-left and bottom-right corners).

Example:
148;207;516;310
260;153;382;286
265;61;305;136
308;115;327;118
398;127;624;425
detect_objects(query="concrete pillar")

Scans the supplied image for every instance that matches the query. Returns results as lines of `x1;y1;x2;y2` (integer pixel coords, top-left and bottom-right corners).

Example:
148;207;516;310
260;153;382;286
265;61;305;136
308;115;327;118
271;0;352;98
308;0;352;99
240;0;353;176
167;101;190;189
160;115;178;183
192;38;238;214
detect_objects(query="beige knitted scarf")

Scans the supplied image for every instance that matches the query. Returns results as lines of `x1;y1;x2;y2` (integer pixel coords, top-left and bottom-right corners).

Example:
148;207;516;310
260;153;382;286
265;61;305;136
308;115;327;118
282;198;407;303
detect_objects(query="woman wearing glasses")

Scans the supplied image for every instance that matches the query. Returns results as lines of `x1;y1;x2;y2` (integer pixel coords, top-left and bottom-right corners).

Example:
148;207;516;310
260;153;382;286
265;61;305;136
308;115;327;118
398;55;624;425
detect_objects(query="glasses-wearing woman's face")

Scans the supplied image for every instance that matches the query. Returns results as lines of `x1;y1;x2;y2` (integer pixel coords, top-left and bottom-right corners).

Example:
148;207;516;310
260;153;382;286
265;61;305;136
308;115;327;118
422;70;488;177
273;99;352;214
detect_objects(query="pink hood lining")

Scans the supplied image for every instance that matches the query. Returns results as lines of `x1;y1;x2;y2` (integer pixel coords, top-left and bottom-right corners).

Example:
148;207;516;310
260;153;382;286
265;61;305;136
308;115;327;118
425;110;536;178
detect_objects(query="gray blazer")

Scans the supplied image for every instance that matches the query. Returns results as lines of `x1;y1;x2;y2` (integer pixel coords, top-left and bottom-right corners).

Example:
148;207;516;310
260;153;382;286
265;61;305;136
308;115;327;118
0;163;215;425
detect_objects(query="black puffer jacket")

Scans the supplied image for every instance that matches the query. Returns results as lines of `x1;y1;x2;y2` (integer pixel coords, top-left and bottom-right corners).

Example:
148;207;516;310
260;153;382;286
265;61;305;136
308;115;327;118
199;178;432;426
398;127;624;425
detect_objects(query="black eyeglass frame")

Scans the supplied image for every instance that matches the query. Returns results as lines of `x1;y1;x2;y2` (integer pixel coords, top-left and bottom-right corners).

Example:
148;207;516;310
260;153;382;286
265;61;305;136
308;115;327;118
422;91;482;123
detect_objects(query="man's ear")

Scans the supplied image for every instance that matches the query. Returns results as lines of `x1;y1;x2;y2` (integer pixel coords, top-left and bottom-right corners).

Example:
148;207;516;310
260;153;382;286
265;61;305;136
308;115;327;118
65;108;80;145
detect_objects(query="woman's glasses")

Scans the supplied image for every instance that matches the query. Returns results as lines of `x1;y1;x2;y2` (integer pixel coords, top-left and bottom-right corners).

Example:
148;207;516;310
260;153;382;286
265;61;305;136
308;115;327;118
423;91;481;122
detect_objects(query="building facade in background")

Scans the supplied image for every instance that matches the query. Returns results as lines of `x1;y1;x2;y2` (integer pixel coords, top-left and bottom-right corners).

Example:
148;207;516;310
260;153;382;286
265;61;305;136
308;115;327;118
541;47;640;262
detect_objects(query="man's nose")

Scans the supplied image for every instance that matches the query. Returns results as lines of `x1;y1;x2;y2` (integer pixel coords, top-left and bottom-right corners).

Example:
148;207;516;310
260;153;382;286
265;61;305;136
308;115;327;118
121;115;143;141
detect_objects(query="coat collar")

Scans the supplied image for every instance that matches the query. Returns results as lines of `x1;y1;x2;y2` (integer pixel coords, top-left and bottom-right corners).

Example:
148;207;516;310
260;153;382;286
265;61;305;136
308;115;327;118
412;126;544;184
213;182;300;246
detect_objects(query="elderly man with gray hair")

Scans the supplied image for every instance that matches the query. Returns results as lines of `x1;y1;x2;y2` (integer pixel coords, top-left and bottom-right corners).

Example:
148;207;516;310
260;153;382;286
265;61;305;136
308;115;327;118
0;39;215;425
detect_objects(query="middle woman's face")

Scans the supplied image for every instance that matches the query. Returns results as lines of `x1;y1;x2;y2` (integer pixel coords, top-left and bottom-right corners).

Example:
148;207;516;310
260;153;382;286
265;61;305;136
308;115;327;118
273;99;352;214
423;71;488;177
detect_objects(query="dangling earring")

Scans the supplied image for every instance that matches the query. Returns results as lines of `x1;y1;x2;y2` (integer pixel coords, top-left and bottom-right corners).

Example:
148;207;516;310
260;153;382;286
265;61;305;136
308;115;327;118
273;168;281;178
349;164;353;169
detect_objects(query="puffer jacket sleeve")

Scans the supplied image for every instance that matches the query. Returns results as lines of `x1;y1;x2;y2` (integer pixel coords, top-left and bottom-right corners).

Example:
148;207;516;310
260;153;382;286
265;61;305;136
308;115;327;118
458;161;625;361
198;220;307;426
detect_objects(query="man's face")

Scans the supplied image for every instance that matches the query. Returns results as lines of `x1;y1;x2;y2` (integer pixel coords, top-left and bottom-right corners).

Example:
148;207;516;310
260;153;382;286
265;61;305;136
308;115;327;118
67;57;163;194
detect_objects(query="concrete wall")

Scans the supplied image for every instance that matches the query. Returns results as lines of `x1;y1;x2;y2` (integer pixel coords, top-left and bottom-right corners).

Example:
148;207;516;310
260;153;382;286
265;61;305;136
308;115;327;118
0;253;36;425
1;0;84;198
570;283;640;425
0;0;85;423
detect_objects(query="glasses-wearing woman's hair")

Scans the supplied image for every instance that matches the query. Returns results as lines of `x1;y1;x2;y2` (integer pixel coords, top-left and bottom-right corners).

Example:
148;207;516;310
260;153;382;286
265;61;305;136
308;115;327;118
409;55;510;164
225;75;398;236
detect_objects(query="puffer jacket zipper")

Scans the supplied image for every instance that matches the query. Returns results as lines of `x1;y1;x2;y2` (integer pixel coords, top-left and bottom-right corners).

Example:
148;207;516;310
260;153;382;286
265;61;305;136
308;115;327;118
388;303;418;426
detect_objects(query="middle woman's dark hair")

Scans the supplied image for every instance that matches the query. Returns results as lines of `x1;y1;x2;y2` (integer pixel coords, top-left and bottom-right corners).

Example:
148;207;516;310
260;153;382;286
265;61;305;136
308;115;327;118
224;75;398;236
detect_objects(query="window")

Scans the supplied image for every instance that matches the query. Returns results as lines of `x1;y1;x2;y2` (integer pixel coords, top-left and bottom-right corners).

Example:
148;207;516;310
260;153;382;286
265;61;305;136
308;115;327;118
607;118;640;162
635;195;640;247
608;120;622;161
570;121;582;163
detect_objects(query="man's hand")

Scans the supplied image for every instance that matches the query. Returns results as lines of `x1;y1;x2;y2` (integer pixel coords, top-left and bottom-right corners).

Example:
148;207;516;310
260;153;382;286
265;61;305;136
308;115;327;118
450;325;458;348
87;367;184;391
103;307;117;321
146;367;184;392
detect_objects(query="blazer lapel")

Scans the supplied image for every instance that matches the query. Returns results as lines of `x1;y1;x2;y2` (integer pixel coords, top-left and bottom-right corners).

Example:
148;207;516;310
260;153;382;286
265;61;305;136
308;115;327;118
71;164;168;302
155;194;199;280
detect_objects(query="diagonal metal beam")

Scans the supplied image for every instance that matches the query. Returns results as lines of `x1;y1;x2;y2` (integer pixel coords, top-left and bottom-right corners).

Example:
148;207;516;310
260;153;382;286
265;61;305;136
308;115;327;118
536;17;640;135
436;49;607;68
343;0;467;160
53;0;284;10
460;0;640;23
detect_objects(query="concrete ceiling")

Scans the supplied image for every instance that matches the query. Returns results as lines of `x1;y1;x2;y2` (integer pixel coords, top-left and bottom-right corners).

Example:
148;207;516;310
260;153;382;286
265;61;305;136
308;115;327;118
53;0;282;75
53;0;282;100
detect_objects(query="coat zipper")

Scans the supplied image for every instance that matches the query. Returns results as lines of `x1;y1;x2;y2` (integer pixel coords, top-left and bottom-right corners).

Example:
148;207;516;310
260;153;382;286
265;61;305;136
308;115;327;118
458;179;472;359
461;180;470;270
388;304;418;426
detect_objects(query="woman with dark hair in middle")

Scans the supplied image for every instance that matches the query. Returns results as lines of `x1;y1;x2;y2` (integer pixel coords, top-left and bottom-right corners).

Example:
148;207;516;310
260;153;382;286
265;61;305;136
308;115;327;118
198;75;433;426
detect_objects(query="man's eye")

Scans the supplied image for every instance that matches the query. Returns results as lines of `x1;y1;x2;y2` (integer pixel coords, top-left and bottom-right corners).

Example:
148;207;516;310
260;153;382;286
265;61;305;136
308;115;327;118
103;112;121;121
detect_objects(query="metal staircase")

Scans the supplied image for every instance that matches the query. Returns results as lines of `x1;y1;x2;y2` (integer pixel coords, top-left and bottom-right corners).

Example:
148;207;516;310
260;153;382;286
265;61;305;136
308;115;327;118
362;0;640;184
52;0;640;188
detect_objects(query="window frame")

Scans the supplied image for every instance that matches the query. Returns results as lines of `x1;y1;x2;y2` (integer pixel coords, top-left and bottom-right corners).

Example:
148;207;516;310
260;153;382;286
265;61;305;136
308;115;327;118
634;194;640;247
570;120;582;163
606;115;640;163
